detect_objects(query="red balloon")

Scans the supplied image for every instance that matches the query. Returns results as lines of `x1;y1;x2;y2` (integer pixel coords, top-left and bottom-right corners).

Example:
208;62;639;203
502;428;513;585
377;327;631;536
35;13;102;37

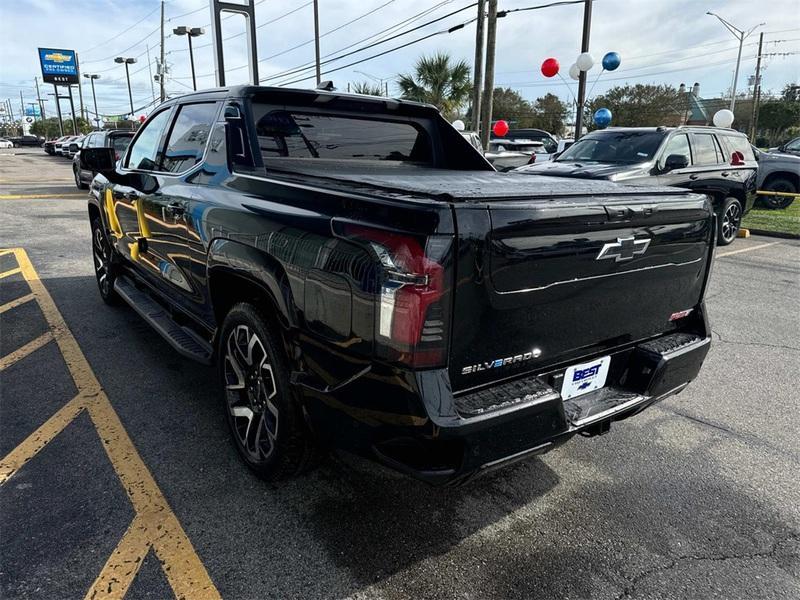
492;120;509;137
541;57;560;78
139;115;146;122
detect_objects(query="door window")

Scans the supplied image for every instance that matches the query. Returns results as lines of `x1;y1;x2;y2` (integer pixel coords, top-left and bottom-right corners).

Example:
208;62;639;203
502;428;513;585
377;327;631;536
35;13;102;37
692;133;722;166
161;103;217;173
126;109;172;171
659;134;691;168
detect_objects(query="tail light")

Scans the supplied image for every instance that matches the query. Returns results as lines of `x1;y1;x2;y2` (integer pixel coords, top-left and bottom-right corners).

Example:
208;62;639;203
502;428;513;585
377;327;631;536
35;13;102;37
336;222;453;368
528;154;537;164
730;150;745;166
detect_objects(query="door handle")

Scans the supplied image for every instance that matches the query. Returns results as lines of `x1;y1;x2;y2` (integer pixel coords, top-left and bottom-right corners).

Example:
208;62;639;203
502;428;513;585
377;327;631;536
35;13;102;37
721;171;730;177
689;174;699;180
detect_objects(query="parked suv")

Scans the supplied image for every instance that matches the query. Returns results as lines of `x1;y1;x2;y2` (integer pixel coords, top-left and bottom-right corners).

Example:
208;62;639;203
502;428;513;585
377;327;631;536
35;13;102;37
73;130;134;189
754;146;799;209
9;134;43;147
516;126;758;245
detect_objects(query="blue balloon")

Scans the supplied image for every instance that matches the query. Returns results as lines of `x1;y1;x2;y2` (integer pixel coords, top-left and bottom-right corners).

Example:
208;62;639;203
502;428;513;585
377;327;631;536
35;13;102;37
594;108;612;128
602;51;621;71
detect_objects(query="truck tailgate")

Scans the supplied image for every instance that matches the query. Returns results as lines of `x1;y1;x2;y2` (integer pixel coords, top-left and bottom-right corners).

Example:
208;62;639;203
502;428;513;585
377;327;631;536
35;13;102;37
449;193;713;392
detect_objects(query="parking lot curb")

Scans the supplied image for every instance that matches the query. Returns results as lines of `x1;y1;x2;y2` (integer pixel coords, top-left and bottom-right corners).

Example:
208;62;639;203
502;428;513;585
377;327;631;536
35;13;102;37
745;228;800;240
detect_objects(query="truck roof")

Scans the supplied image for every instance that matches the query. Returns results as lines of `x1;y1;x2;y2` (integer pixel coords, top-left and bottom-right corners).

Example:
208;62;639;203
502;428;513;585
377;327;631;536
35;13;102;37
158;85;438;115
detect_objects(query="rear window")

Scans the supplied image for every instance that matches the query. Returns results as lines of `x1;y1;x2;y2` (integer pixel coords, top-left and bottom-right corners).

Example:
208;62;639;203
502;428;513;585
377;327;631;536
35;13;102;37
719;134;756;162
251;107;432;165
110;135;133;153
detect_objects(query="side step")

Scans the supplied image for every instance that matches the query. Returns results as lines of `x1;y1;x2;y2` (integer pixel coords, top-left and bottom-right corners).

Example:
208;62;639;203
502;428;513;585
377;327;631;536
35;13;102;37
114;276;213;365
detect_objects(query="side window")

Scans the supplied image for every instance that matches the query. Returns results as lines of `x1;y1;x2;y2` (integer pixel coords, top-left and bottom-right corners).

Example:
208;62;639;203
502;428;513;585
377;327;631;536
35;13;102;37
161;103;217;173
785;138;800;151
692;133;721;166
660;134;691;167
126;109;172;171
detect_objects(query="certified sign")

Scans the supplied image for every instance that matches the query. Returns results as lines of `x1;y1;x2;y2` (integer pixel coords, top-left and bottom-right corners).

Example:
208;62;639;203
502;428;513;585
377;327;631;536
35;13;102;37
38;48;79;84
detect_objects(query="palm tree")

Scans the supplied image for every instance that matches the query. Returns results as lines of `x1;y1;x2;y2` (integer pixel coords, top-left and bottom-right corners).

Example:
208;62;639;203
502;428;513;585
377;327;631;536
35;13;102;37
350;81;385;96
397;53;472;119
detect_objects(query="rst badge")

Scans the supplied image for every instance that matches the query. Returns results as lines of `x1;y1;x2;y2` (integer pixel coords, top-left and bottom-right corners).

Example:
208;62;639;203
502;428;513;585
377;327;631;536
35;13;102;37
596;237;650;262
561;355;611;399
461;348;542;375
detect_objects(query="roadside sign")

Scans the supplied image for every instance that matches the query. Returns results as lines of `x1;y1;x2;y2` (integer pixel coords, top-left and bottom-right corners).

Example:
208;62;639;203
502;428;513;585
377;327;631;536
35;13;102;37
38;48;79;84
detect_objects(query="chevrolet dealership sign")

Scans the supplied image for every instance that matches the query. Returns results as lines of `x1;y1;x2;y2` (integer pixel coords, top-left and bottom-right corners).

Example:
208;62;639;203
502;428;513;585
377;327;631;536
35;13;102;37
38;48;79;84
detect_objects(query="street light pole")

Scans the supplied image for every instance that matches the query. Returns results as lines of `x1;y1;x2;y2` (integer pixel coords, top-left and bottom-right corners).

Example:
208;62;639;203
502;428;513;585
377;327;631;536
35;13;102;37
115;57;137;117
574;0;593;140
173;26;205;91
84;74;101;129
313;0;321;85
706;12;763;112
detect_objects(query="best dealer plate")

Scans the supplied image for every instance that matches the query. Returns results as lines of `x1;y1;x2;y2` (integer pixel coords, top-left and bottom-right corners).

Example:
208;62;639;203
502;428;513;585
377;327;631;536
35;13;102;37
561;356;611;400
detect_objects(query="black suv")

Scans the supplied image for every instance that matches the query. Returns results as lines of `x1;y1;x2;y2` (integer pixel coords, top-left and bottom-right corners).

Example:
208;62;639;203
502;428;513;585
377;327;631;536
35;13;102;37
517;126;758;245
9;135;43;147
73;130;134;189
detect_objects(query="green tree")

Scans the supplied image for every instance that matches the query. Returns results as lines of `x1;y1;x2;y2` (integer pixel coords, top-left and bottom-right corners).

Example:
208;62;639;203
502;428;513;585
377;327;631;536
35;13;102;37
758;99;800;145
30;116;93;138
397;52;471;120
350;81;384;96
531;93;568;136
586;84;683;130
490;87;534;126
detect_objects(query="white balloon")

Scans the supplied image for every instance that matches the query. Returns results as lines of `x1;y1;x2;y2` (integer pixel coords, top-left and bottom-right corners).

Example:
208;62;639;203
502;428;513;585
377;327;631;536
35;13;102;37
712;109;735;128
568;63;580;80
452;119;466;131
576;52;594;71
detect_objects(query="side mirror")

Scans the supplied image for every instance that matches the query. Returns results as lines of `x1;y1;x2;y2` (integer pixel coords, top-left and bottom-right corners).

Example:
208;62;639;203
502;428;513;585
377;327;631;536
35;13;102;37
664;153;689;172
81;147;116;173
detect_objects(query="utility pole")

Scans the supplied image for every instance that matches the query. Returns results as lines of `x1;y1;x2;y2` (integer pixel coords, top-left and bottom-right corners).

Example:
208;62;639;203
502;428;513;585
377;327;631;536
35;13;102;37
160;0;166;101
146;45;156;102
471;0;486;134
574;0;593;140
478;0;498;150
19;91;24;116
35;77;46;119
749;31;764;140
313;0;321;85
76;53;86;119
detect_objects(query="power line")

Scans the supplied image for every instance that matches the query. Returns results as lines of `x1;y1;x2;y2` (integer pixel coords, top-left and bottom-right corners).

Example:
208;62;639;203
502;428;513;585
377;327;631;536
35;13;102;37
262;1;475;83
80;4;162;56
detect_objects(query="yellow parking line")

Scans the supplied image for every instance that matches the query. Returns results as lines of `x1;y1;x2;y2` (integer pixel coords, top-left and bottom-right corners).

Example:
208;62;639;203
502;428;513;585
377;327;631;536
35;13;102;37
0;249;14;257
0;267;22;279
0;331;54;371
0;394;85;484
85;516;152;600
0;292;35;314
717;241;780;258
0;248;221;600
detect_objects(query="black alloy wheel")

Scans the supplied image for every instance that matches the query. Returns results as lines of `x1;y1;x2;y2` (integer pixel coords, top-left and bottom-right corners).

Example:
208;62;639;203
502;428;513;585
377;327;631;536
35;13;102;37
219;303;313;481
760;178;796;210
718;197;743;246
91;217;120;305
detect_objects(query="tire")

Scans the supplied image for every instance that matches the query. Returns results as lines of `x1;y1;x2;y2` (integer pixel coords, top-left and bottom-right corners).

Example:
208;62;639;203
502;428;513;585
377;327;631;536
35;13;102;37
90;217;120;305
219;303;314;481
759;177;796;210
74;166;88;190
718;197;743;246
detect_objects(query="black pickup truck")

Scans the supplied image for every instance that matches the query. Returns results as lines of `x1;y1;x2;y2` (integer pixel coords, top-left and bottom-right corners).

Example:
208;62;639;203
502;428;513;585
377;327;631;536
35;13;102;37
82;86;714;484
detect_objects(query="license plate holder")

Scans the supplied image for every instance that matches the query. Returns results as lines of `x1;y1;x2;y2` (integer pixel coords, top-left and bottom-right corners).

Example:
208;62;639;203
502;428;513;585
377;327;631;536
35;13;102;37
561;356;611;400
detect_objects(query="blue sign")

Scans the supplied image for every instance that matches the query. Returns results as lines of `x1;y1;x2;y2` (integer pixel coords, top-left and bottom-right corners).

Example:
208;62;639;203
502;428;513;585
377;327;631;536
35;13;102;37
24;106;42;117
38;48;79;84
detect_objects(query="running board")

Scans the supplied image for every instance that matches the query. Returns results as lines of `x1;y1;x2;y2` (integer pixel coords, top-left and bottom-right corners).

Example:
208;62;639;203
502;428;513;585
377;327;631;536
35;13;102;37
114;276;213;365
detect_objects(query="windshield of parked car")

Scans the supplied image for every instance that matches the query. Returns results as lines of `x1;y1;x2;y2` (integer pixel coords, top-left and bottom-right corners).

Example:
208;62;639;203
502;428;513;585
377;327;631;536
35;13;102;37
556;131;665;164
251;106;433;166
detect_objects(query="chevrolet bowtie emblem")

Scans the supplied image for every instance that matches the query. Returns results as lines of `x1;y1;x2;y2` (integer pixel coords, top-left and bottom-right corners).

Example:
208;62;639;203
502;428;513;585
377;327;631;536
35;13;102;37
596;237;650;262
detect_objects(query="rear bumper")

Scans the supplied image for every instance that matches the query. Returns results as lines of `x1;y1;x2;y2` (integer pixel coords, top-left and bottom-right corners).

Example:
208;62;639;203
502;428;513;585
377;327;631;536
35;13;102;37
367;331;711;485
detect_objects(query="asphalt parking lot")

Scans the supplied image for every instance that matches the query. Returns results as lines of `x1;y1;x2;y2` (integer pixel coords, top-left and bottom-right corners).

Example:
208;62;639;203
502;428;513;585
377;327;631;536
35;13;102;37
1;147;799;600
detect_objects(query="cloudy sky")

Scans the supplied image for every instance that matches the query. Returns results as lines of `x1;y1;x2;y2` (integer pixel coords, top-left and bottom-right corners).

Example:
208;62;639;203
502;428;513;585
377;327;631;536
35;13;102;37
1;0;798;120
